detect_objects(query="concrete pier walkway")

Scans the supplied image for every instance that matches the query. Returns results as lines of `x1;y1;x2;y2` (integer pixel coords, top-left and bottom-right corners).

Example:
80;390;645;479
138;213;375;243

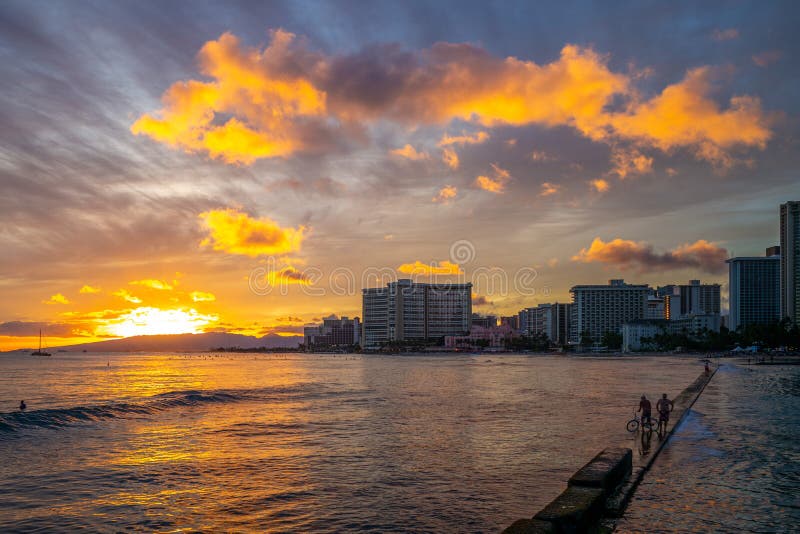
503;366;717;533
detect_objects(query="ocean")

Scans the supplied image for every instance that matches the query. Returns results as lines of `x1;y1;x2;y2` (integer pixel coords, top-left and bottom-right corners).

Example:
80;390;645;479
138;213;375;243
0;353;793;532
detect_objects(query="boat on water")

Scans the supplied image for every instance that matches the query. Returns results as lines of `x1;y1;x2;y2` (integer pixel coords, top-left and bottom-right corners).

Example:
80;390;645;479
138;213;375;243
31;329;51;356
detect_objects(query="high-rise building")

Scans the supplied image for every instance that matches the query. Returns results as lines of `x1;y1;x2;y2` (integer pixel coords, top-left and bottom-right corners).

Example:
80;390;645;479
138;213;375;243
361;279;472;348
727;254;781;331
471;314;498;329
303;315;361;349
521;303;572;346
657;280;720;319
780;201;800;325
500;315;520;330
569;279;650;343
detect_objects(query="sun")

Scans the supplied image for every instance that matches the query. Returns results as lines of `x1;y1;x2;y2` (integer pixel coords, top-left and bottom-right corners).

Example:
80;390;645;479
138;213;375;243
98;307;218;338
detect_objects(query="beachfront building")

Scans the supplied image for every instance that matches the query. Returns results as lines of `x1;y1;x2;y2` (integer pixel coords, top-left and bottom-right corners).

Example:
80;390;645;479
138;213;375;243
727;252;781;331
569;280;650;344
361;279;472;348
444;323;517;350
303;315;360;349
658;280;721;319
645;295;665;319
780;201;800;326
622;313;723;352
518;303;572;345
471;314;498;329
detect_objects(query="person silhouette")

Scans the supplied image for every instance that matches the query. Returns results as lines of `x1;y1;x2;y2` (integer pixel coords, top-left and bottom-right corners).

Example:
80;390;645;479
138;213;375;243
19;400;26;411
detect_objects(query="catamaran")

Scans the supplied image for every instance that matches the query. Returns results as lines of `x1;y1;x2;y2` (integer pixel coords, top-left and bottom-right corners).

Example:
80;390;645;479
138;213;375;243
31;329;51;356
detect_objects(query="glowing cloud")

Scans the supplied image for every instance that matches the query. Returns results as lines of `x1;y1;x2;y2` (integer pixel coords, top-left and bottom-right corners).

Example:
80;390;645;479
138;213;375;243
199;208;305;257
44;293;70;305
133;31;772;166
438;131;490;147
97;307;218;337
79;285;101;294
610;147;653;179
475;163;511;193
390;144;429;160
190;291;216;302
433;185;458;203
442;147;459;169
572;237;728;273
266;266;312;285
130;279;174;291
539;182;560;196
590;179;610;193
752;50;782;68
113;289;142;304
397;260;464;276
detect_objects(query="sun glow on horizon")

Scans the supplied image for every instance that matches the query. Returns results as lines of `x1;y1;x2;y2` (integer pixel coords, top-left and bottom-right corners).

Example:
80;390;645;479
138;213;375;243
97;307;218;338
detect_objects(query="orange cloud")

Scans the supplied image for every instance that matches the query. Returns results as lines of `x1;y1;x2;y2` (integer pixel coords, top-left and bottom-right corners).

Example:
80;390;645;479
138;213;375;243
267;266;312;285
398;260;464;276
539;182;560;196
391;144;429;160
438;131;490;146
433;185;458;203
79;285;101;294
590;178;610;192
112;289;142;304
610;147;653;179
131;30;325;164
130;279;174;290
607;68;771;167
441;147;459;169
475;163;511;193
572;237;728;273
190;291;216;302
44;293;70;305
199;208;305;257
133;31;772;167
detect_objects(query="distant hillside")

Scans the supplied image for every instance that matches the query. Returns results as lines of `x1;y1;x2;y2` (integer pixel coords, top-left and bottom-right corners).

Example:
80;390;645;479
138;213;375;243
44;332;302;352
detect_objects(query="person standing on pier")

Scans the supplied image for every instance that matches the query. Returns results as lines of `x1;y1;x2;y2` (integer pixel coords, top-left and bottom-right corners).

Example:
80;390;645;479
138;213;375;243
638;395;652;427
656;394;674;430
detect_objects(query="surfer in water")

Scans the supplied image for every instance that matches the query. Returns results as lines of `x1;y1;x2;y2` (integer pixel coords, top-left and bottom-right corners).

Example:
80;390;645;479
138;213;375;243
19;400;26;411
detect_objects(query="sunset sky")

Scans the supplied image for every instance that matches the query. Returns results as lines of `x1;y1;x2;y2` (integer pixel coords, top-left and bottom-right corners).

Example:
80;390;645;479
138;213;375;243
1;0;798;350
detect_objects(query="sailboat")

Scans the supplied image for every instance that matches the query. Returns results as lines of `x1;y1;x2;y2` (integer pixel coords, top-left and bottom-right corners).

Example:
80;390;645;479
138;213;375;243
31;329;51;356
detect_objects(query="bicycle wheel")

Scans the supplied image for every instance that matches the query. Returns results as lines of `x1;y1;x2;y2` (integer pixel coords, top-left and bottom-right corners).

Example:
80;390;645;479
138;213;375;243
626;419;639;432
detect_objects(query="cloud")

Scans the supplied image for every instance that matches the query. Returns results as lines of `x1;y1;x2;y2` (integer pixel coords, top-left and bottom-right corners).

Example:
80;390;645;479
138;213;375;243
475;163;511;193
397;260;464;275
590;178;610;193
199;208;305;257
539;182;560;197
130;279;174;290
433;185;458;203
441;147;459;169
267;266;312;285
190;291;216;302
711;28;739;41
610;147;653;179
390;144;429;160
44;293;70;305
0;321;93;338
752;50;782;68
572;237;728;273
133;31;772;167
113;289;142;304
472;293;492;306
607;68;771;167
531;150;554;162
438;131;490;147
79;285;101;294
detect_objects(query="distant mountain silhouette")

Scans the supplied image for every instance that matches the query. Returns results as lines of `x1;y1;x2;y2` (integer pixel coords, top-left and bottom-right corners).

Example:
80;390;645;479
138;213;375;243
43;332;302;352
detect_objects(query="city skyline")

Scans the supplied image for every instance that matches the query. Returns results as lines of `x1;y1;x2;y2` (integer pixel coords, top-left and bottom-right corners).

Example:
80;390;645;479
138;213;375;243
2;1;800;350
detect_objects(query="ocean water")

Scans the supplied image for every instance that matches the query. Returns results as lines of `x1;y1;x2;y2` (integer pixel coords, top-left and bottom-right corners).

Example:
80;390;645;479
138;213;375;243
616;363;800;533
0;353;717;531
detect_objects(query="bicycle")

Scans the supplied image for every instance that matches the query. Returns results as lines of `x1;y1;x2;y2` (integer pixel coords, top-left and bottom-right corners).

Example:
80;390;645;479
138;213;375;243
626;410;656;432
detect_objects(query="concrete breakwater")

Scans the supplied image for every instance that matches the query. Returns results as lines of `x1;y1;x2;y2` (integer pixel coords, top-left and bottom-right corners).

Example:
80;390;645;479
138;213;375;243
503;367;717;533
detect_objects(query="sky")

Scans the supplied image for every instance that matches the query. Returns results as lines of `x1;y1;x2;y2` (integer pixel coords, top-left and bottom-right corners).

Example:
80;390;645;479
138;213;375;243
1;0;798;349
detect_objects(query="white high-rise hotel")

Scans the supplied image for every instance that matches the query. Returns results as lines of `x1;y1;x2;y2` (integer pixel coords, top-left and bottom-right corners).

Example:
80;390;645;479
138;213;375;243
569;280;650;343
781;201;800;326
362;280;472;348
